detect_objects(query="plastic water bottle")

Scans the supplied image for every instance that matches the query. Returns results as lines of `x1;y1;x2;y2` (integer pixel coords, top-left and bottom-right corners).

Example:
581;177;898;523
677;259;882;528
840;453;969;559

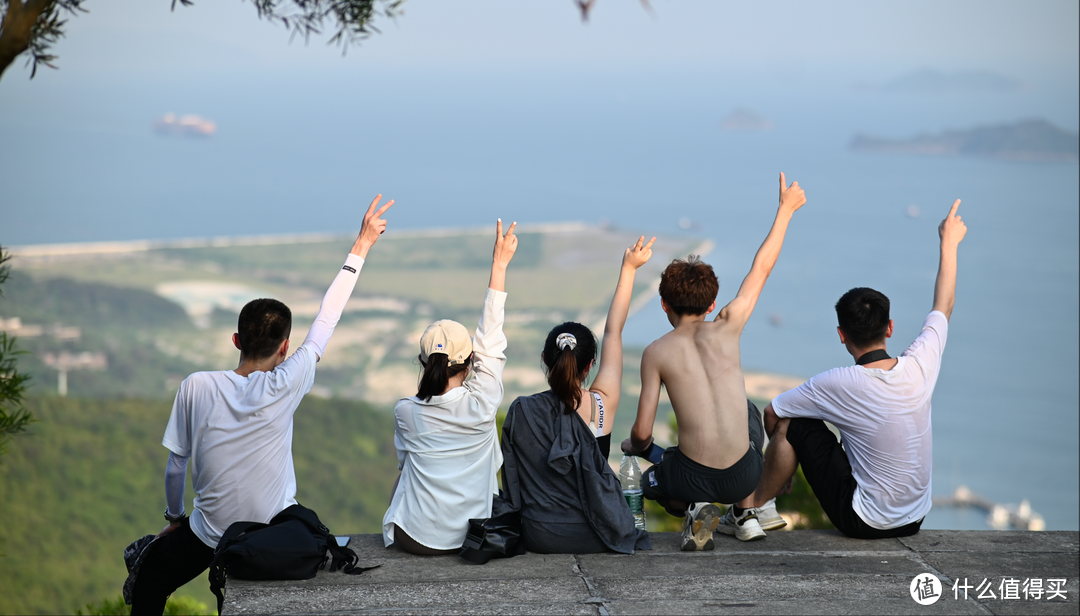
619;454;647;531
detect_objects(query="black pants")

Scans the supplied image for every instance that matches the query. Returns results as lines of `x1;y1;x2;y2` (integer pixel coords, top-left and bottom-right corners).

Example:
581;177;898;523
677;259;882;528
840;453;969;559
131;518;215;615
786;418;923;539
641;400;765;515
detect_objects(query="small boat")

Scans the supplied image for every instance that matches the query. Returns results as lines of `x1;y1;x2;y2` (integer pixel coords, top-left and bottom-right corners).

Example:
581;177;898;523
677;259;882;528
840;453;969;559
154;113;217;137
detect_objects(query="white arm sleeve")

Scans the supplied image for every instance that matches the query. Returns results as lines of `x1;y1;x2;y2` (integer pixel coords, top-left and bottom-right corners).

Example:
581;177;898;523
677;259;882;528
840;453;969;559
165;452;188;518
303;253;366;359
464;288;508;420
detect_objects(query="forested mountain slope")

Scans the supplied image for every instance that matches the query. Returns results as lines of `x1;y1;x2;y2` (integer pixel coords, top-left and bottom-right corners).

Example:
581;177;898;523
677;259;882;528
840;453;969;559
0;396;396;615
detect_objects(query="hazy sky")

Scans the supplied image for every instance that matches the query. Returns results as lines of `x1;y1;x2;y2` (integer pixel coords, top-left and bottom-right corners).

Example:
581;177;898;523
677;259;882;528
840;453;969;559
5;1;1079;84
1;0;1077;246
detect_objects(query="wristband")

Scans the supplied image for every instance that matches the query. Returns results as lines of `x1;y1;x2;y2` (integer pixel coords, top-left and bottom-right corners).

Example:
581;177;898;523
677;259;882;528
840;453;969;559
164;509;186;523
643;442;665;465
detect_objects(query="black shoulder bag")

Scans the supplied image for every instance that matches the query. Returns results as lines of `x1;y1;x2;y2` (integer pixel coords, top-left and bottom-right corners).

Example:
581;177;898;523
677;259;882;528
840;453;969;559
459;409;527;565
459;495;527;564
208;504;378;614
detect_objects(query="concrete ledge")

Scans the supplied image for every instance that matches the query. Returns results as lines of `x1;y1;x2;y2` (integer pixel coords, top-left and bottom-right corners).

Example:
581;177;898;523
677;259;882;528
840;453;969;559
223;530;1078;615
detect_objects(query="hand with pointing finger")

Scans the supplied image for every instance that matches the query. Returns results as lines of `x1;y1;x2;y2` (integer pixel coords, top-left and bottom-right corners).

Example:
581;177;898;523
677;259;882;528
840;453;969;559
931;198;966;319
351;194;395;259
938;199;967;248
778;172;807;214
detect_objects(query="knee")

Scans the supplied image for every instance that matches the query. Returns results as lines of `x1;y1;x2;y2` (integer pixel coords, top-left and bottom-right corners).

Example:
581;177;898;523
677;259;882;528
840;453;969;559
768;415;791;442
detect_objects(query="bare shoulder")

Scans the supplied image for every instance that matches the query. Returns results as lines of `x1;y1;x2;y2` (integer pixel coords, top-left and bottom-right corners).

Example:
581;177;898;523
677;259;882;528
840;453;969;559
643;330;682;359
640;338;664;365
715;295;752;327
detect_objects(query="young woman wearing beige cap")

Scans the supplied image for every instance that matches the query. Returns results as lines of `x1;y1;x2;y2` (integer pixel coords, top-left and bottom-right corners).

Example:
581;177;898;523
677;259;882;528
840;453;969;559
381;220;518;555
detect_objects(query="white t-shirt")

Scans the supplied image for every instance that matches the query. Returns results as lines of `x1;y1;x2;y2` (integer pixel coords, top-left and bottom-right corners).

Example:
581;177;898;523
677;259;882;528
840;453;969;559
163;254;364;548
163;343;317;547
772;311;948;530
382;288;507;550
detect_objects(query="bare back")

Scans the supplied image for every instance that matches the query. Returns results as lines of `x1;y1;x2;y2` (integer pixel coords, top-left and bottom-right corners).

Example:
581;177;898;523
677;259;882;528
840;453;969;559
645;318;749;468
627;173;805;469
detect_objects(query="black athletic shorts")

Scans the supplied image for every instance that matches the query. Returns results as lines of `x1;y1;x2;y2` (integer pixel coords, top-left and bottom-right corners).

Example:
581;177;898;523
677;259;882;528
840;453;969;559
641;400;765;515
785;417;923;539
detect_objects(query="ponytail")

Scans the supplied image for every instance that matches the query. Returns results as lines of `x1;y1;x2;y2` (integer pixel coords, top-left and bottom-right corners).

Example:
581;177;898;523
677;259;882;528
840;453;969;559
549;345;582;412
542;323;598;414
417;353;470;402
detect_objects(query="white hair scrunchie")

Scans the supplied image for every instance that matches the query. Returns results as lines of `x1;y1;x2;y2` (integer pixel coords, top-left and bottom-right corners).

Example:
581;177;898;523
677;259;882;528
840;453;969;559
556;332;577;351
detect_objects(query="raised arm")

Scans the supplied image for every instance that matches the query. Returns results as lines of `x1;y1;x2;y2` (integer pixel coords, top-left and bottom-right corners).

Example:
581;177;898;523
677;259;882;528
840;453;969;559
718;173;806;327
590;236;655;405
932;199;967;320
466;219;518;413
488;219;518;292
304;194;394;359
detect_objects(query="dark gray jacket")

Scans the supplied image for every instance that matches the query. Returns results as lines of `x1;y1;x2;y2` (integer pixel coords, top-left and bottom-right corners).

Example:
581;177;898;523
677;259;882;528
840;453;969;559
498;391;651;554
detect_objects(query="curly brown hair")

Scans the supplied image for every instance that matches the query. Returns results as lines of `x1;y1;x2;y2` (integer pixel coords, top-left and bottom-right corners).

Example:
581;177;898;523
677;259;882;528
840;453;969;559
658;255;719;316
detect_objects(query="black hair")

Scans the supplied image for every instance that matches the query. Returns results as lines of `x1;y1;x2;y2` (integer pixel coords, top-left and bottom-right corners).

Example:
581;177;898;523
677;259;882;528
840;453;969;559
416;353;472;402
542;322;598;414
835;287;891;347
236;298;292;361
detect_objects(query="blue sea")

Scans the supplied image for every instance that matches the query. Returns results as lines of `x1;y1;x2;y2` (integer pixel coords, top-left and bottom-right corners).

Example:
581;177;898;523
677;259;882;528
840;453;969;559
1;65;1077;531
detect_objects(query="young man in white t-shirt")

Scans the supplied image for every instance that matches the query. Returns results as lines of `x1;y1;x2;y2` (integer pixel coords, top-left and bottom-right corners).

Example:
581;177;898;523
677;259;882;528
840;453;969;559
130;195;394;614
746;199;967;539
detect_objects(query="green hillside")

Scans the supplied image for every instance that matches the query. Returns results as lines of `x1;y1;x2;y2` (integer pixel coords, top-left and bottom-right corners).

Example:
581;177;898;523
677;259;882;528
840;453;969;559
0;270;202;399
0;395;397;615
5;226;708;403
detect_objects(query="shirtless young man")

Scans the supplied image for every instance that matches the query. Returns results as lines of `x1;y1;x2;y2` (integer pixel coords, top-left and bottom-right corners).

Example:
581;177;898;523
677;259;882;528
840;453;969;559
623;173;806;550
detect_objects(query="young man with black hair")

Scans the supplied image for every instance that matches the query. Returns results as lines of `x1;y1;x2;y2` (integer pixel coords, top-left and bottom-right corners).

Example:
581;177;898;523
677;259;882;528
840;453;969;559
623;173;806;550
749;200;967;539
130;195;394;614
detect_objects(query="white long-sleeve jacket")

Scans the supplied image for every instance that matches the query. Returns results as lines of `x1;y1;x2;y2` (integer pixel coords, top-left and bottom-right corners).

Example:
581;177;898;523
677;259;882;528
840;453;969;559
382;288;507;550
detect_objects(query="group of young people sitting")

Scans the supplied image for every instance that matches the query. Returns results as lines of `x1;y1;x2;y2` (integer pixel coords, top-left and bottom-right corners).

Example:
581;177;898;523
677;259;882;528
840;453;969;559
130;174;968;614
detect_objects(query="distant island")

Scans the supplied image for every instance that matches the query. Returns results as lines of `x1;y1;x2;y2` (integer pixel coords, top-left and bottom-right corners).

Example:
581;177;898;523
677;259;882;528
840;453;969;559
856;69;1024;94
850;119;1079;162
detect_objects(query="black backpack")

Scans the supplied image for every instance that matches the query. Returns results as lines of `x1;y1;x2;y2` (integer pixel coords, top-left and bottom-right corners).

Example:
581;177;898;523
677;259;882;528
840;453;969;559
208;504;378;614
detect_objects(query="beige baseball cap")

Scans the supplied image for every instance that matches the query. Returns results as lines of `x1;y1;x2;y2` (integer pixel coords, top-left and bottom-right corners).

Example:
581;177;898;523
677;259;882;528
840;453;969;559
419;320;473;365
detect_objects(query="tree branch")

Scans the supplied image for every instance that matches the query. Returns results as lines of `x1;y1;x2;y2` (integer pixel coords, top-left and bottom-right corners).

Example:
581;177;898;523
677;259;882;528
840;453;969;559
0;246;33;457
0;0;50;81
0;0;86;83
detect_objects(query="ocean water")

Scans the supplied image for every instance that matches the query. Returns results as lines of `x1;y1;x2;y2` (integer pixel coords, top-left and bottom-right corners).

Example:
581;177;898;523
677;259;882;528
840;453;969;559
1;67;1077;530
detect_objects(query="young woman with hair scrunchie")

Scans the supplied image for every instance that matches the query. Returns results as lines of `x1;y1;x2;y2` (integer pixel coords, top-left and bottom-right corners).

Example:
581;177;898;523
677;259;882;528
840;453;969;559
382;219;518;555
498;236;655;554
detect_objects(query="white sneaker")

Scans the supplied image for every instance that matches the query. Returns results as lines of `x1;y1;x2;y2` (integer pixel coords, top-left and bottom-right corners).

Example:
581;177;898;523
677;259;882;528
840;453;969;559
680;503;721;551
717;506;766;541
757;498;788;531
